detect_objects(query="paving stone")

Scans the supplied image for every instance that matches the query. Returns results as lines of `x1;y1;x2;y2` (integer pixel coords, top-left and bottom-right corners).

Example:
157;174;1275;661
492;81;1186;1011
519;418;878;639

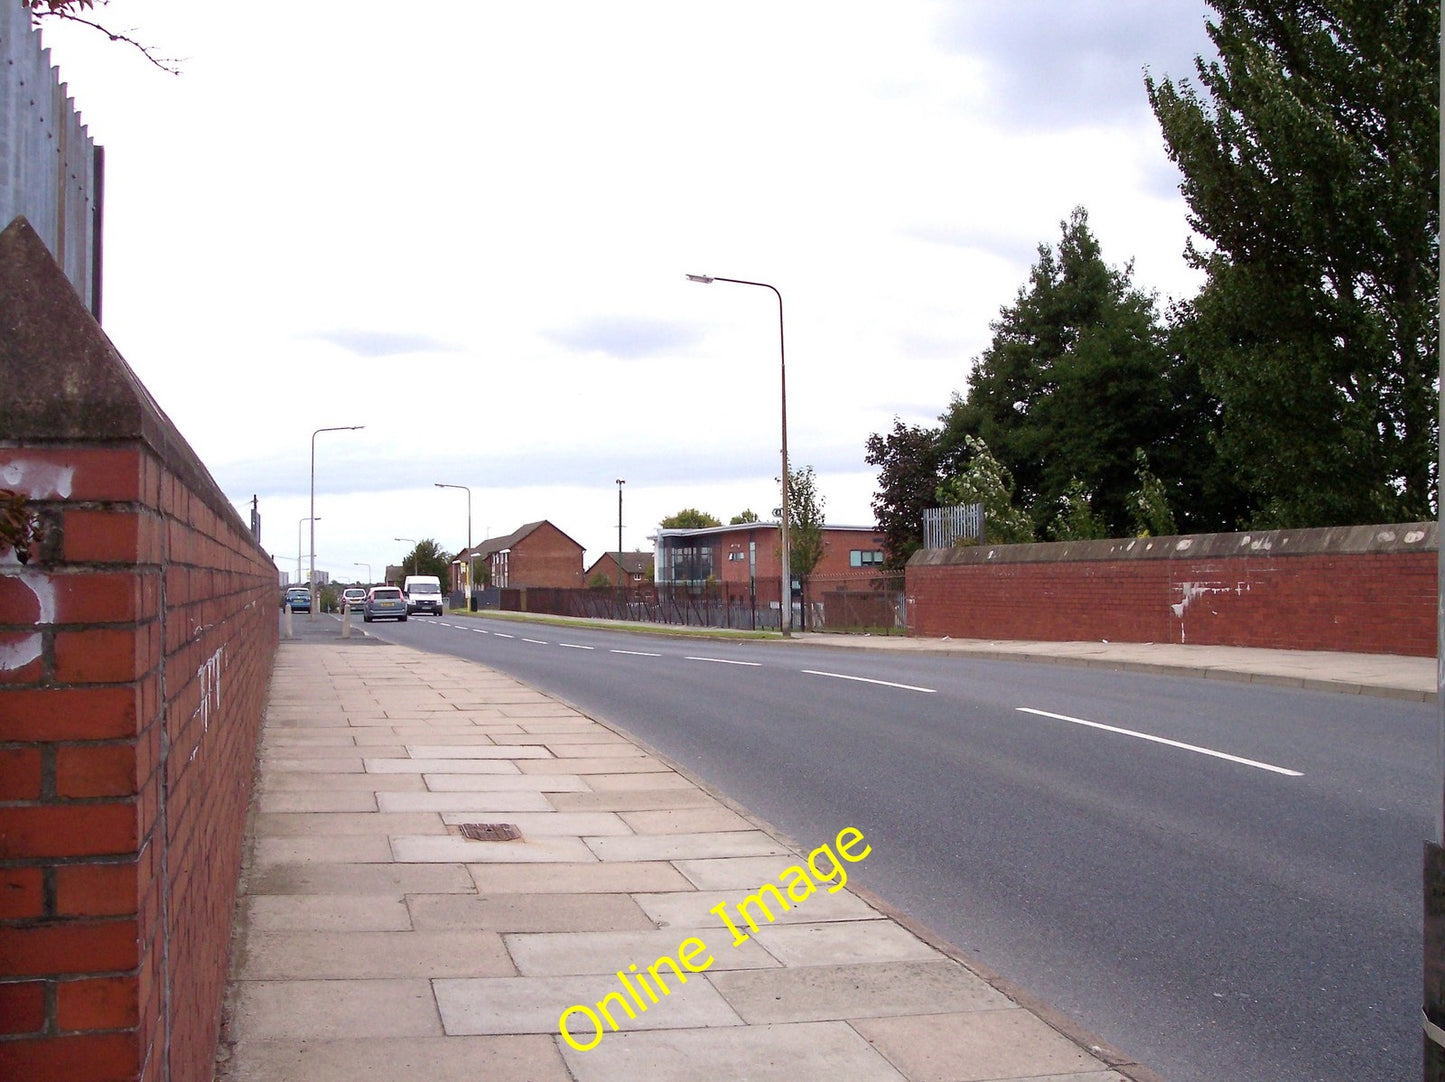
391;834;598;864
220;1035;571;1082
434;974;742;1035
376;791;555;813
436;811;631;836
407;892;655;933
240;930;512;979
559;1021;908;1082
365;757;530;774
247;862;476;896
257;791;379;814
469;861;695;896
245;894;413;932
252;836;395;865
547;790;720;813
584;773;697;791
585;831;788;863
424;773;591;792
504;928;779;976
617;807;753;834
262;772;427;792
748;921;942;967
542;743;650;758
518;757;669;775
673;856;798;890
850;1009;1114;1081
634;887;882;930
254;812;445;837
708;960;1012;1023
228;979;442;1040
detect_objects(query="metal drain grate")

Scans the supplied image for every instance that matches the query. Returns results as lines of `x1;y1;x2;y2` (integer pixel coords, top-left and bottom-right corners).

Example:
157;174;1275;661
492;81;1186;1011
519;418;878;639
458;822;522;842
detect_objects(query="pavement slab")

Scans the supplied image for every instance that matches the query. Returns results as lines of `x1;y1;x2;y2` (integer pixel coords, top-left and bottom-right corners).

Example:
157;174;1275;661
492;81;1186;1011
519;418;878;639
221;1036;571;1082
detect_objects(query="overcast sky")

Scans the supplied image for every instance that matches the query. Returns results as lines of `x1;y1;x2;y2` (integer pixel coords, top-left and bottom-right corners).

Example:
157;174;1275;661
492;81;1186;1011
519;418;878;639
34;1;1216;581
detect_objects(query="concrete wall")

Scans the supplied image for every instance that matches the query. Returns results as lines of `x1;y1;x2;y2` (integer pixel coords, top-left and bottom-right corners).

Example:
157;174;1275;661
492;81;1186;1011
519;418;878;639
906;523;1437;656
0;219;277;1081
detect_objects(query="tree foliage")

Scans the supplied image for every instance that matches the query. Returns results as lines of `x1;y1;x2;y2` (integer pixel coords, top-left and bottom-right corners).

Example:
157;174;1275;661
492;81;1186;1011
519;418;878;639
730;509;760;524
1147;0;1439;526
936;437;1035;545
1049;479;1109;541
399;539;451;583
786;466;826;584
660;508;722;530
864;418;943;570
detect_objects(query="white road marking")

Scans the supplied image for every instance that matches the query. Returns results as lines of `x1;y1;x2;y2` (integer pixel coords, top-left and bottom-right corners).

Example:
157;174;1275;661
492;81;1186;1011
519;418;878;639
802;670;936;693
1017;707;1303;777
559;643;594;650
472;628;488;634
611;649;662;657
523;638;549;645
686;656;761;667
494;633;515;639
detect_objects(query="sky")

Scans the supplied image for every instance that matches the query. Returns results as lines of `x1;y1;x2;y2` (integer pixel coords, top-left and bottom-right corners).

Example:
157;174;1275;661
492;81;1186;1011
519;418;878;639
31;0;1218;584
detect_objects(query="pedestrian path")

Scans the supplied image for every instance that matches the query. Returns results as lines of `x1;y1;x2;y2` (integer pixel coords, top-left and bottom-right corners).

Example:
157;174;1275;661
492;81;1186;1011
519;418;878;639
216;632;1147;1082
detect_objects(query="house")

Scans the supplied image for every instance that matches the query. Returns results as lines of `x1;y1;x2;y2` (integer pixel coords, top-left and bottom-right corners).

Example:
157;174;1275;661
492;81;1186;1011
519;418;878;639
585;551;654;587
450;520;585;591
651;522;885;588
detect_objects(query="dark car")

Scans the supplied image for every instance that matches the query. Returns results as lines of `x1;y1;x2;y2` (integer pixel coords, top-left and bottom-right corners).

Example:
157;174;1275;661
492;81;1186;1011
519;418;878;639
363;586;408;622
284;586;312;613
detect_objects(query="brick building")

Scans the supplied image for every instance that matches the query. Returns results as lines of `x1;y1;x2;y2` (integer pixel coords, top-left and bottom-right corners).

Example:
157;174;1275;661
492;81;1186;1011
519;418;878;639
585;550;654;588
652;523;884;588
451;520;584;591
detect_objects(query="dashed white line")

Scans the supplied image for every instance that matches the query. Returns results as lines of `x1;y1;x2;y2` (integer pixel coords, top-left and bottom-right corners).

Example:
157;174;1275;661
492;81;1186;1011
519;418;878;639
1016;707;1303;777
802;670;936;693
559;643;594;651
686;656;761;667
523;638;549;645
611;649;662;657
494;633;515;639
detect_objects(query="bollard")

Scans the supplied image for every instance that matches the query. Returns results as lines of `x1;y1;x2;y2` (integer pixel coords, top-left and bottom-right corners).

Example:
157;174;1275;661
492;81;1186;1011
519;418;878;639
283;601;293;639
341;602;351;639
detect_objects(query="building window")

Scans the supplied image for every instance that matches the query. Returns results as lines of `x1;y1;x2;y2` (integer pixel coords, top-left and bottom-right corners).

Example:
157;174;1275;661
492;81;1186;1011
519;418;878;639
850;549;884;567
728;551;746;561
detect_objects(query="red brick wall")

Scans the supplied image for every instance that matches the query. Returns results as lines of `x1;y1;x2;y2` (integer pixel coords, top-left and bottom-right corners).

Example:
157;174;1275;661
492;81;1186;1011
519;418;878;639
1;218;278;1081
512;522;584;588
906;524;1437;656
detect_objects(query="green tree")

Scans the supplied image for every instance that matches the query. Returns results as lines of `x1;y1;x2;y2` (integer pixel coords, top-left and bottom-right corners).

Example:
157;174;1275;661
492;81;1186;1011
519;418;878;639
941;207;1192;536
400;539;451;582
1147;0;1438;526
730;509;760;524
660;508;722;529
864;417;944;570
1128;449;1177;537
936;437;1035;545
1050;479;1108;541
786;466;826;588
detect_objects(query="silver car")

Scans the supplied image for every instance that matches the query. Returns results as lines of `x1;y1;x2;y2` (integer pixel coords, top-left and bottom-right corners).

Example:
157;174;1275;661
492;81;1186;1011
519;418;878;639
342;587;368;611
363;586;408;622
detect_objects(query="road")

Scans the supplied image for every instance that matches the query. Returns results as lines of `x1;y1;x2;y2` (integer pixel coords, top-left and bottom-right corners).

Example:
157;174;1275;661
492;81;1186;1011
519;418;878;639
353;612;1433;1081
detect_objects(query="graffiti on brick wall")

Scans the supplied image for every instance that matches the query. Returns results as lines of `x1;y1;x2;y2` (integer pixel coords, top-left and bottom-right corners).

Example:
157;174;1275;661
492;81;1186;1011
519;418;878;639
190;646;223;761
1170;580;1250;643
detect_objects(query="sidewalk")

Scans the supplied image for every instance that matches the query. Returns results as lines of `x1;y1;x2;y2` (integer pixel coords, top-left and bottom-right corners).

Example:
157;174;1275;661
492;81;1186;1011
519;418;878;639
216;619;1148;1082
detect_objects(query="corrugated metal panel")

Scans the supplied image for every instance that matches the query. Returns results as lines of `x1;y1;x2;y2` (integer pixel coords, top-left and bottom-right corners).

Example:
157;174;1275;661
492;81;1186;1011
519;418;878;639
0;0;100;314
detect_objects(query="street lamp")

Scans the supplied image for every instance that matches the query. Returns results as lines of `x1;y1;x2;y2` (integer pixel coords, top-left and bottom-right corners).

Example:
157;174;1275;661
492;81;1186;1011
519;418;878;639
616;479;626;588
310;425;364;618
394;537;417;578
297;516;320;587
434;483;473;599
686;273;792;636
353;561;371;584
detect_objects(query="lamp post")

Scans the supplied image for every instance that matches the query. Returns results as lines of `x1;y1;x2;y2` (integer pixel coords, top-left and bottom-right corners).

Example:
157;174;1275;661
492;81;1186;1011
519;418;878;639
434;483;472;598
686;273;791;636
353;561;371;585
616;478;626;588
310;425;364;618
297;516;320;587
394;537;417;579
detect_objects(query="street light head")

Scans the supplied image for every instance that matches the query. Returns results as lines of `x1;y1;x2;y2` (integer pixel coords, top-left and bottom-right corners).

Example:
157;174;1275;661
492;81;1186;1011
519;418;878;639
685;274;714;284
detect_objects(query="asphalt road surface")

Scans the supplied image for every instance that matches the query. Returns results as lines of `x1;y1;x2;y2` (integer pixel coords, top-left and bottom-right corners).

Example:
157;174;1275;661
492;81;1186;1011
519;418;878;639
348;612;1433;1082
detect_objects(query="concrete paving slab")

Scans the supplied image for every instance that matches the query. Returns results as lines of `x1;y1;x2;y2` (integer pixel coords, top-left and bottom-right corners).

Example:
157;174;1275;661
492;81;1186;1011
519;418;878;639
434;974;742;1035
219;1035;571;1082
247;862;476;896
708;960;1012;1023
673;856;798;890
407;892;655;933
390;834;598;864
505;928;780;976
436;811;631;836
547;790;720;812
423;773;591;792
852;1009;1119;1081
375;791;555;813
244;894;413;933
585;772;696;791
252;836;395;865
227;979;442;1040
256;791;379;813
498;732;630;745
635;887;882;929
262;772;427;792
748;921;942;967
617;806;755;834
468;861;696;896
543;743;651;758
239;930;513;980
559;1021;909;1082
584;831;790;863
518;757;670;775
254;812;446;837
365;757;529;773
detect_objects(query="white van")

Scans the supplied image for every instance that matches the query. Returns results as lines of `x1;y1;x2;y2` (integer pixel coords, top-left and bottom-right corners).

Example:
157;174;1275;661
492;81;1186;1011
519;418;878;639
403;575;445;616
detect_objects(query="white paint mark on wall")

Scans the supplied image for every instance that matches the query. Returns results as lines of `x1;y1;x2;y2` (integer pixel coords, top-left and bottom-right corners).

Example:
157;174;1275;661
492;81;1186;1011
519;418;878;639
1170;580;1250;642
0;569;57;621
197;647;223;734
0;460;74;499
0;633;42;673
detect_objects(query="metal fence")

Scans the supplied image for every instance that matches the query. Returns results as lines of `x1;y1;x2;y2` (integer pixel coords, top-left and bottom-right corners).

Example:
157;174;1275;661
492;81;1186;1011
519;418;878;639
923;503;984;549
0;0;101;315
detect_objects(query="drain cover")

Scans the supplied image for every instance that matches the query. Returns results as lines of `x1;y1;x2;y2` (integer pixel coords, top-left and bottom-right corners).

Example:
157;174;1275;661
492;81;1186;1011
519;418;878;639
458;822;522;842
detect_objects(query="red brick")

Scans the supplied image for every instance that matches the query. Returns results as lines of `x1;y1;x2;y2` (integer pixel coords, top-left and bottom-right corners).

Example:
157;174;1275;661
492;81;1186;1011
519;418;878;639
56;861;139;919
0;630;43;684
0;573;47;623
53;628;144;683
0;803;137;860
0;686;139;741
0;919;138;978
0;981;47;1035
58;975;139;1031
56;744;137;799
0;1032;138;1082
0;746;43;800
49;574;146;625
61;510;141;564
0;867;45;920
